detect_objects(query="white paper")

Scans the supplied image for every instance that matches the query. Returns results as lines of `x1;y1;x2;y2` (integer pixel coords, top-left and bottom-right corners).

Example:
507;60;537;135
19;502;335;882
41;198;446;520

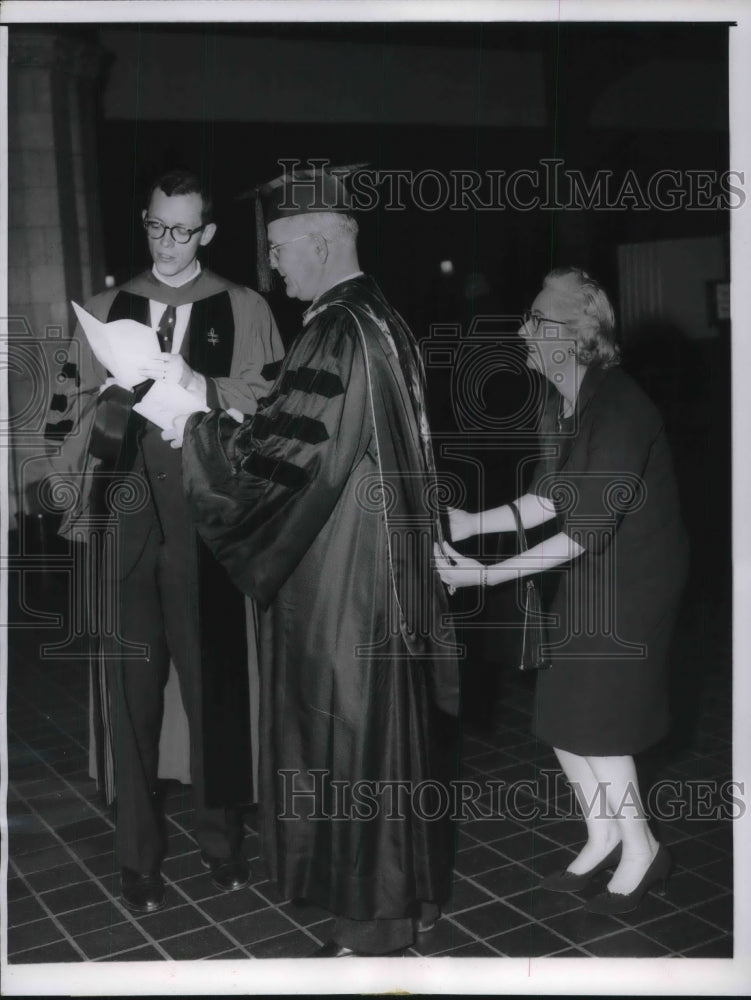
72;300;160;389
132;381;210;433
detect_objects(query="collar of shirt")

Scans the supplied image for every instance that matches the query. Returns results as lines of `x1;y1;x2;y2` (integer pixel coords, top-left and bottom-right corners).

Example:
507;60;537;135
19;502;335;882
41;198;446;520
151;259;201;289
303;271;364;325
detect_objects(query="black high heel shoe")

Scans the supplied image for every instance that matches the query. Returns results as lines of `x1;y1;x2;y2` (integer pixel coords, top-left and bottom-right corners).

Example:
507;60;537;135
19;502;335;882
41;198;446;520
584;844;671;915
540;842;622;892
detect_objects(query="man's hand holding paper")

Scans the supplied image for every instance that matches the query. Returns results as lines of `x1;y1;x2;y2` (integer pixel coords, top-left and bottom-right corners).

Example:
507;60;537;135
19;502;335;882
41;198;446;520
138;353;195;387
138;354;208;404
160;404;243;450
161;413;191;450
73;300;210;441
133;382;210;440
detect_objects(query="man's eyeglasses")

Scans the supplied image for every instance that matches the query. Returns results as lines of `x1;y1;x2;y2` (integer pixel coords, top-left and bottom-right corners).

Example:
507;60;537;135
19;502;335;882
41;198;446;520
522;309;569;333
268;233;324;263
143;219;206;244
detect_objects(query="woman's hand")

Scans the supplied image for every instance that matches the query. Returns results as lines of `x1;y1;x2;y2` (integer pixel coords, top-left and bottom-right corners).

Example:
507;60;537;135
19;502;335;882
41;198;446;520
434;541;484;590
447;507;478;543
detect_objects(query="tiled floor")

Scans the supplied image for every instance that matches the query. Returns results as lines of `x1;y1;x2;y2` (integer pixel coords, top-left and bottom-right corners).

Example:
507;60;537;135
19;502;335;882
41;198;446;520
4;550;733;963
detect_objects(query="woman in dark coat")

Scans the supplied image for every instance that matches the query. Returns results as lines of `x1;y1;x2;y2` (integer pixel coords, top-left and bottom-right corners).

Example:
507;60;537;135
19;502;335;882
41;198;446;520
436;267;688;914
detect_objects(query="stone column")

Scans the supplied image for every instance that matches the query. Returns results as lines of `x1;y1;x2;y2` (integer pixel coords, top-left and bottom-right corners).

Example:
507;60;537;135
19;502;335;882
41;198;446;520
6;28;109;529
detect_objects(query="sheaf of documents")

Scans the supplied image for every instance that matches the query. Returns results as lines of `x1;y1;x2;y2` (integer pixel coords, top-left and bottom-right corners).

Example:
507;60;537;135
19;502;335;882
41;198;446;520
72;300;159;389
72;301;210;432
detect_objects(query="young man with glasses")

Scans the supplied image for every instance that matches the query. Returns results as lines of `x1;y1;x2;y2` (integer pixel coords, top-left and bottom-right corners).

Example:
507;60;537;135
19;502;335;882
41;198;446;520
45;168;283;914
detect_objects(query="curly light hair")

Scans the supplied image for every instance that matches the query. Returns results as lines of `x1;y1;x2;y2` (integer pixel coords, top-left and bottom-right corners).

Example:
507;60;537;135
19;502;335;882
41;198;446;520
543;267;620;369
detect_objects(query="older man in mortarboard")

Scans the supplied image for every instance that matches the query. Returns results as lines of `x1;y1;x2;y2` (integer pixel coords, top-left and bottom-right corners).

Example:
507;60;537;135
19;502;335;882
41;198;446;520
182;163;460;956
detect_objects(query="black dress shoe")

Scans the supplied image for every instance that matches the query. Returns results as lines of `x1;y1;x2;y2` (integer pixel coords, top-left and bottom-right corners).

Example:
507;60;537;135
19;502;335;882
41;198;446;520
584;845;672;915
120;868;165;914
200;852;250;891
414;907;440;933
540;842;622;892
311;940;357;957
310;939;405;958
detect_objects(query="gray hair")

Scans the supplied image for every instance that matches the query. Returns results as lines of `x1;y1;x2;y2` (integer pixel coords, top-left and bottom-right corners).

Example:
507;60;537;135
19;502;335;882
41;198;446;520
544;267;620;369
274;212;359;244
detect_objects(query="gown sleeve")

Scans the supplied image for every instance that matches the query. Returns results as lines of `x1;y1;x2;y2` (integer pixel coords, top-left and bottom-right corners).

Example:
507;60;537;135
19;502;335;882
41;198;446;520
43;295;112;477
182;306;369;608
204;288;284;415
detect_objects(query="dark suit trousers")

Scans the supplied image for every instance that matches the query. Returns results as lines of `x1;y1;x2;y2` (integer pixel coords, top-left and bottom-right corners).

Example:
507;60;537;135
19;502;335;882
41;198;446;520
105;447;243;874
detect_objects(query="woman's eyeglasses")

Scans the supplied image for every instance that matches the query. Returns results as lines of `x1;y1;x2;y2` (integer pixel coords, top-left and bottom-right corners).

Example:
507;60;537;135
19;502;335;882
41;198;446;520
521;310;569;333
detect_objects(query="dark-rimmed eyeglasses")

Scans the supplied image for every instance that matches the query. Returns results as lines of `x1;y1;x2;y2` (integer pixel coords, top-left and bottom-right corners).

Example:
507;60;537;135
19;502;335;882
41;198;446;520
143;219;206;244
522;309;569;333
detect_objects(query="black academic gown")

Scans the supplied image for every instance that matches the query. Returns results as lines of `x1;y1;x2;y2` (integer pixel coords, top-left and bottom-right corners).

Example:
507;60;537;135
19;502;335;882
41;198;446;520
183;275;460;920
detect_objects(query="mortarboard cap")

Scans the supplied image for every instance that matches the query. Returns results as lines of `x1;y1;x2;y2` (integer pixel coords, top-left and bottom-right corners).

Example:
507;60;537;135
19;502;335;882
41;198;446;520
239;160;367;292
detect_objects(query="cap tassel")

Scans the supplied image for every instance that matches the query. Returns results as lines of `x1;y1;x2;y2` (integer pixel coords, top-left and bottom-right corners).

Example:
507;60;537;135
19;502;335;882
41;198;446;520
255;191;273;293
